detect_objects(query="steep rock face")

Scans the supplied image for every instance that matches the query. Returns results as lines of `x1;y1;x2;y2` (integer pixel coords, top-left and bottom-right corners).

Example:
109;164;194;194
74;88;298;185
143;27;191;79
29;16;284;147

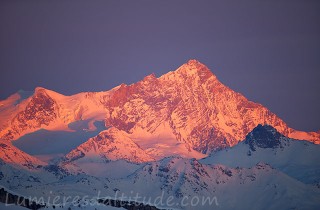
1;59;319;156
0;88;58;140
14;88;57;127
103;60;294;153
63;127;154;164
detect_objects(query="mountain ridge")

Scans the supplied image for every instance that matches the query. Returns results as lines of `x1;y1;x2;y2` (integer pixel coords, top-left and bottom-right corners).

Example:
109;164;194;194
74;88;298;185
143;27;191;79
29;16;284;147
1;60;319;163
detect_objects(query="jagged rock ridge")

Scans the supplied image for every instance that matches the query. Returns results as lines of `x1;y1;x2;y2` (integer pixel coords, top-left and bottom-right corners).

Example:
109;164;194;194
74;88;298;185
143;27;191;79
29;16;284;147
0;59;319;162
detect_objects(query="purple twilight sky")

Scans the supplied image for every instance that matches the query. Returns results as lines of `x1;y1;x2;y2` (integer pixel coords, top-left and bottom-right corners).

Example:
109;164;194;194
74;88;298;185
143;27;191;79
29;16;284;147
0;0;319;131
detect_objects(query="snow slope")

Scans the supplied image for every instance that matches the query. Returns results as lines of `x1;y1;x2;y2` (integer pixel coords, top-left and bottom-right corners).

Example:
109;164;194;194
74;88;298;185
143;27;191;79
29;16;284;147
2;155;319;210
60;127;154;176
201;124;320;185
0;140;45;169
108;157;320;210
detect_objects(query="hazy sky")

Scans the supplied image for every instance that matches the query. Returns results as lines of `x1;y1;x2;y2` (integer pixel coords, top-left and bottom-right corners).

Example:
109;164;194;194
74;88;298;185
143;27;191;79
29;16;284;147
0;0;319;131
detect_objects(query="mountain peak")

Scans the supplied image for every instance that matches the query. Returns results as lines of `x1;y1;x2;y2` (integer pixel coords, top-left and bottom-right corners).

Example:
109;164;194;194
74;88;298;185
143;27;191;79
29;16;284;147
172;59;216;82
181;59;210;73
33;87;55;99
186;59;203;66
34;86;48;93
63;127;154;164
142;73;157;83
245;124;285;150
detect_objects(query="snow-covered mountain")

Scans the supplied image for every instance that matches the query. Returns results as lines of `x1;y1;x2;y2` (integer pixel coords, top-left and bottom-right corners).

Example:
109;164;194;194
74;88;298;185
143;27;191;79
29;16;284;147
88;157;320;210
102;60;320;152
0;60;320;210
2;153;319;210
202;124;320;185
0;86;116;141
62;127;154;164
1;60;319;159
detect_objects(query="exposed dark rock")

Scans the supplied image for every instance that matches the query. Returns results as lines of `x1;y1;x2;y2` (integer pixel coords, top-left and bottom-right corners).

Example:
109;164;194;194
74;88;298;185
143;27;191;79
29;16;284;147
245;124;283;151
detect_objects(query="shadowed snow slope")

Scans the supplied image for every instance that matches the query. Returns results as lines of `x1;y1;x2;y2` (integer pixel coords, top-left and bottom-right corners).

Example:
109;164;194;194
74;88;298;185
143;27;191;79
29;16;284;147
0;126;319;210
111;157;320;210
201;124;320;185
